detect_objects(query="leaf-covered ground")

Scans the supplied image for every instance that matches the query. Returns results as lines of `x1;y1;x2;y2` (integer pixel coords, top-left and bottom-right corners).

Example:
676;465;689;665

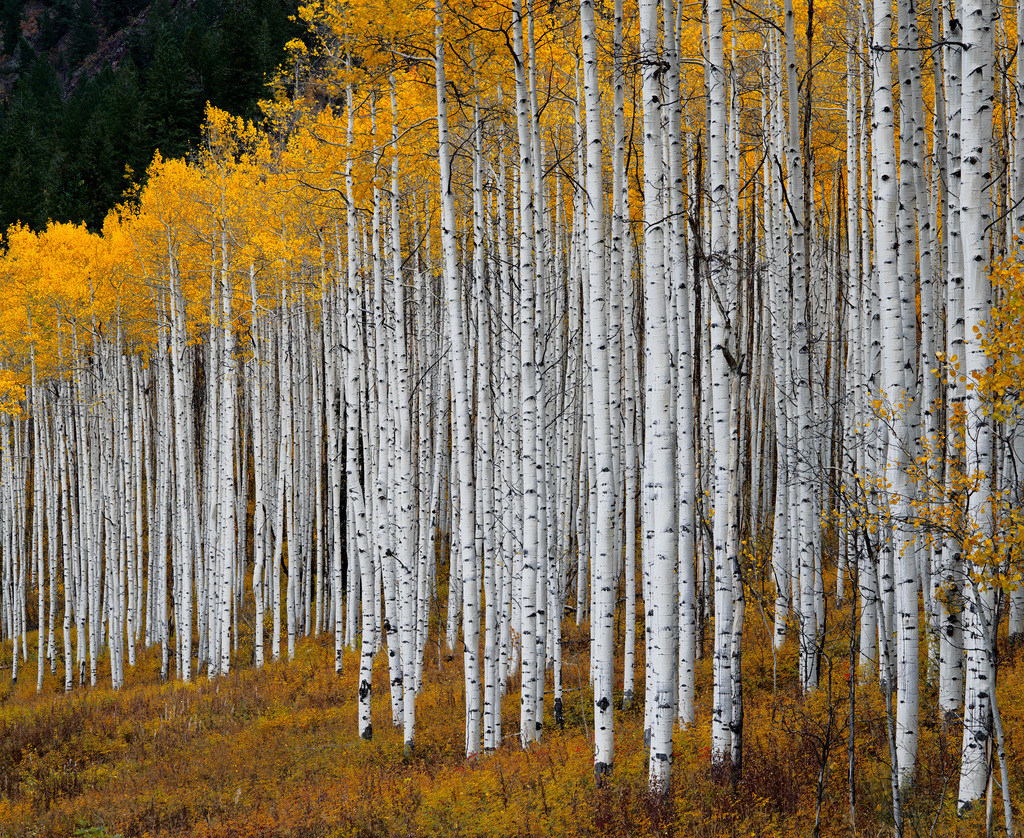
0;609;1016;837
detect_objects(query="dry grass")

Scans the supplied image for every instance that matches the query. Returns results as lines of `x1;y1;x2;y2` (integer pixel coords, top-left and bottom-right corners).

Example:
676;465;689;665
0;605;1012;837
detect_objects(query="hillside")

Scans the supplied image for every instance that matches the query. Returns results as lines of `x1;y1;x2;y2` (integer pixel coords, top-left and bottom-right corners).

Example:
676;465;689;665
0;0;298;232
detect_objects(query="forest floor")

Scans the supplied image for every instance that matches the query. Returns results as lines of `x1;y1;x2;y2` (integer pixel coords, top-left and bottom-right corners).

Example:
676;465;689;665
0;602;1018;837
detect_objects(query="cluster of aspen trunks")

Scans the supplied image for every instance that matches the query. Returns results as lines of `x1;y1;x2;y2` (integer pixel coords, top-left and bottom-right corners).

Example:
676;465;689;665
0;0;1021;824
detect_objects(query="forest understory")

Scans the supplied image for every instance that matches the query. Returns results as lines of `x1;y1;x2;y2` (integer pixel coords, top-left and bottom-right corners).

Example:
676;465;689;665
0;572;1016;838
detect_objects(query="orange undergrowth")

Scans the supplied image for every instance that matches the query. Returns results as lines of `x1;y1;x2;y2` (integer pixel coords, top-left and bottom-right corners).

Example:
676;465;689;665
0;591;1017;837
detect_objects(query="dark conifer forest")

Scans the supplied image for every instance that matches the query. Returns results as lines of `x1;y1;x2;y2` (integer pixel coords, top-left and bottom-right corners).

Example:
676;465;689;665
0;0;298;231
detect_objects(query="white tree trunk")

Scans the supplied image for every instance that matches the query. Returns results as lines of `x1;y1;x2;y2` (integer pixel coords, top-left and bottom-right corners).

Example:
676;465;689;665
957;0;996;811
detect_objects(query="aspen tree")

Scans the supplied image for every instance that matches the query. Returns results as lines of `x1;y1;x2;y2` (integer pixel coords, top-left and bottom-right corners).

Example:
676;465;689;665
251;268;269;669
940;13;966;721
414;200;440;694
202;270;220;674
57;379;75;692
468;60;500;753
391;75;418;754
607;0;635;710
870;0;899;695
434;0;481;755
664;0;697;729
42;386;58;678
707;0;737;775
29;324;44;693
368;91;404;731
155;323;172;682
347;276;375;739
321;265;343;671
340;84;375;741
1014;0;1024;249
168;257;193;683
844;34;873;685
957;0;997;811
235;361;248;655
216;234;236;677
636;0;679;789
888;0;923;784
69;330;90;687
511;0;541;748
279;290;296;663
763;39;792;654
131;358;145;662
781;0;818;695
856;6;882;677
905;0;939;659
495;147;519;721
580;0;618;780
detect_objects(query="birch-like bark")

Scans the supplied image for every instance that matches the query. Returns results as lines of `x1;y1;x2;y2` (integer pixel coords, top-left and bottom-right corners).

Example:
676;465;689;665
346;235;375;740
784;0;818;694
883;0;923;787
581;0;619;780
609;0;635;711
435;0;481;755
169;254;193;683
764;41;792;653
707;0;736;774
216;239;236;678
250;269;268;669
637;0;678;789
957;0;996;811
512;0;541;747
665;0;697;729
391;76;418;753
940;13;966;723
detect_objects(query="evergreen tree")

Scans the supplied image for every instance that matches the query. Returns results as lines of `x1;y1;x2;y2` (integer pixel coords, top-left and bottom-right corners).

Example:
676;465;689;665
144;31;202;160
0;0;25;55
67;0;99;66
